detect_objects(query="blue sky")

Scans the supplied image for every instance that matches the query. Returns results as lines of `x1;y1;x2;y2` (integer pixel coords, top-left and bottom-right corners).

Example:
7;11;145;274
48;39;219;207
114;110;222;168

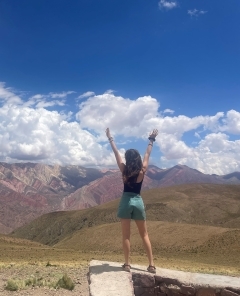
0;0;240;174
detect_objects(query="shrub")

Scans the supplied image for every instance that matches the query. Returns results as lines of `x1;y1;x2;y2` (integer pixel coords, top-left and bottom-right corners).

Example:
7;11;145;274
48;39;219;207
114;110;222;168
25;278;32;286
25;276;43;287
56;273;75;290
5;280;18;291
46;261;56;267
46;261;52;267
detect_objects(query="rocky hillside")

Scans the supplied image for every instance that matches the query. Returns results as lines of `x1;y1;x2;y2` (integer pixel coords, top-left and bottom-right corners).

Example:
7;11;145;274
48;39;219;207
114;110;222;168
1;162;240;234
59;164;239;211
0;162;113;234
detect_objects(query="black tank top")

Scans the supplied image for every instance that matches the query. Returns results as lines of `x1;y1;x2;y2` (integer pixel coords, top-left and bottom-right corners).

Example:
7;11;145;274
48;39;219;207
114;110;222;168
123;179;143;194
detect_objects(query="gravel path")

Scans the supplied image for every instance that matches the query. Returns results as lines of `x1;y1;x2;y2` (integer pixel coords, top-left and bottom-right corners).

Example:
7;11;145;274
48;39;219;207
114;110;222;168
0;264;89;295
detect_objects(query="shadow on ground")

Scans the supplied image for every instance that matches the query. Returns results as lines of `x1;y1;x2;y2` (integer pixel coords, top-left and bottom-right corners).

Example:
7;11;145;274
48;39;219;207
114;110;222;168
90;263;148;274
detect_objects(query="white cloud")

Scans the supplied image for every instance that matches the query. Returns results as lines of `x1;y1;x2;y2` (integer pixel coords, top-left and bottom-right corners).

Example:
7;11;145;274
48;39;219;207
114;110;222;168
163;109;174;114
0;82;240;175
76;92;240;174
0;82;23;105
0;83;111;166
49;91;75;99
35;100;65;108
158;0;177;10
219;110;240;135
78;91;95;99
104;89;115;94
194;132;201;139
29;94;45;100
0;104;111;166
178;133;240;175
158;133;192;159
188;9;208;17
76;93;160;139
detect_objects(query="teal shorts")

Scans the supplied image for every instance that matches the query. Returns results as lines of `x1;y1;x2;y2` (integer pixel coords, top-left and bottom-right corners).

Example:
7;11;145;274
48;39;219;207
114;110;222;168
117;192;146;220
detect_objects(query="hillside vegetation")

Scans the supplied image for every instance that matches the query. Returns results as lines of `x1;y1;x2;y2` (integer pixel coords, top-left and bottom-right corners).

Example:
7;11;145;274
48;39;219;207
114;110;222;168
7;184;240;275
11;183;240;245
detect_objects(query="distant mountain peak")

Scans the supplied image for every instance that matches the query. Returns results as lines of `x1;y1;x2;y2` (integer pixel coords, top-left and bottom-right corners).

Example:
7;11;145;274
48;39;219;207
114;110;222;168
223;172;240;180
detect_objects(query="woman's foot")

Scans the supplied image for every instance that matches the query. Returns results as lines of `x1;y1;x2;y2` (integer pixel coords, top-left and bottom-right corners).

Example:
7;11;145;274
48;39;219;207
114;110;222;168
147;265;156;274
122;263;131;272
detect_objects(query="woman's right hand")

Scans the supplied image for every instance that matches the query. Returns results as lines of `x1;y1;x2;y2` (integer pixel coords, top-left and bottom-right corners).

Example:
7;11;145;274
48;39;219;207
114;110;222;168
149;129;158;140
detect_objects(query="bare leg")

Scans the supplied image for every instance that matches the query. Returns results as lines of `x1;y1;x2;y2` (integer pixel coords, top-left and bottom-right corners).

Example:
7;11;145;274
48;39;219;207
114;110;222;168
135;220;154;266
120;219;131;265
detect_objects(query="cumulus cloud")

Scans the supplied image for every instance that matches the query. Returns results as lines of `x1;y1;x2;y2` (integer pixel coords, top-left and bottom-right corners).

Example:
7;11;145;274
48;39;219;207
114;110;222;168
159;132;240;175
0;82;240;174
76;92;240;174
178;133;240;175
76;93;160;139
188;9;208;17
220;110;240;135
158;0;177;10
0;104;111;166
0;83;111;166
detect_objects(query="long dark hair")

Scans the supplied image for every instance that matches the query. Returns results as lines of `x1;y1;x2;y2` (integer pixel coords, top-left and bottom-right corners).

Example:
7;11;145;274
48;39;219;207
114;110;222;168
123;149;143;185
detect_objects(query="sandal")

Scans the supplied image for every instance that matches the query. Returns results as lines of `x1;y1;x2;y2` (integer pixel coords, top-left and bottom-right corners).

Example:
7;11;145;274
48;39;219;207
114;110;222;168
122;263;131;272
147;265;156;274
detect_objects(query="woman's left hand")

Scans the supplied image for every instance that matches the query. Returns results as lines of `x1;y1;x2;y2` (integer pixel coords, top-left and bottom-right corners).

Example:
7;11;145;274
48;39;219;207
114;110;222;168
105;128;111;139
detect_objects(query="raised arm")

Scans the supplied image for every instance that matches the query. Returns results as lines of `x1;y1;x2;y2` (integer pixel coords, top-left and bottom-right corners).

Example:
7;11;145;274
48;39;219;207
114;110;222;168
142;129;158;173
105;128;125;173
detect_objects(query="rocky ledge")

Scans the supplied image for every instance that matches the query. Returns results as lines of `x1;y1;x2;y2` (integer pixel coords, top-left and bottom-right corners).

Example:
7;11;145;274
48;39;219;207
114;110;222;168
132;272;240;296
89;260;240;296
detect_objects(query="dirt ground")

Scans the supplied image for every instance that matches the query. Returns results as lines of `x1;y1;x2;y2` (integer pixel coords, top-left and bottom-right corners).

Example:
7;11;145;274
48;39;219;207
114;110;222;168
0;254;240;295
0;264;89;296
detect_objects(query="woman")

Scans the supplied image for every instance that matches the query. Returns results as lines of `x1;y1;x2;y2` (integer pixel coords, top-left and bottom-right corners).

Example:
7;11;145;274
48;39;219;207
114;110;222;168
105;128;158;273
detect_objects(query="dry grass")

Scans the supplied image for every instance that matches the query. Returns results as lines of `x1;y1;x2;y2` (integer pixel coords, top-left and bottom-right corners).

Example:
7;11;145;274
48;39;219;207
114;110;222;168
0;262;89;295
1;221;240;276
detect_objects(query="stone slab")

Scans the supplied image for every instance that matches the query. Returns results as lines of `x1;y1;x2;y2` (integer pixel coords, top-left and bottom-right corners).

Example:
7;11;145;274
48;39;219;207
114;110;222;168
89;260;240;296
89;260;134;296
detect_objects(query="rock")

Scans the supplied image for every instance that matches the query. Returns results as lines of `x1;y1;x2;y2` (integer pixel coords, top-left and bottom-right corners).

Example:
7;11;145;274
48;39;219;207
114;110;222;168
132;273;155;288
221;289;240;296
134;286;155;296
155;276;181;286
197;288;216;296
180;285;196;295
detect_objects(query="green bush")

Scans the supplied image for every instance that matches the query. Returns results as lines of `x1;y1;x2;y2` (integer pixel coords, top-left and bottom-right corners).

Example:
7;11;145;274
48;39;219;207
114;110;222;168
56;273;75;290
5;279;18;291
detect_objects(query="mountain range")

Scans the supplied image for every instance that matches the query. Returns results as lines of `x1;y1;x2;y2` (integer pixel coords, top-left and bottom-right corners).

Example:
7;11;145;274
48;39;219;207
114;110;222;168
0;162;240;234
10;183;240;273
